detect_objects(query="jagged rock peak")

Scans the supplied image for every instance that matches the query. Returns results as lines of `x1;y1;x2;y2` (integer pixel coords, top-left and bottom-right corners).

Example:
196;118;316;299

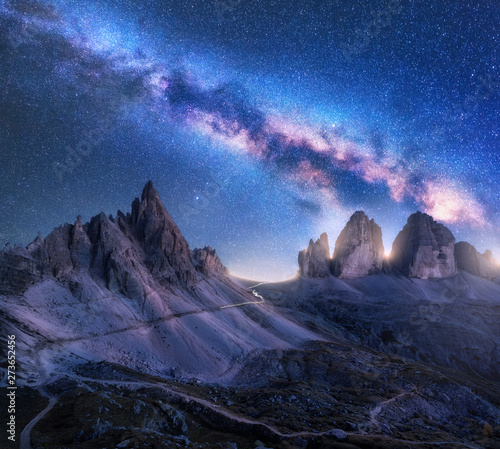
0;181;232;295
298;232;330;278
142;179;157;201
332;211;384;278
26;231;44;258
131;181;197;285
391;212;456;279
70;215;92;269
193;246;228;277
455;242;498;280
133;180;175;225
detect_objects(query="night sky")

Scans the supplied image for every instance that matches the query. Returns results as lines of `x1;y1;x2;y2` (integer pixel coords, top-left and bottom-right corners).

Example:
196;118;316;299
0;0;498;280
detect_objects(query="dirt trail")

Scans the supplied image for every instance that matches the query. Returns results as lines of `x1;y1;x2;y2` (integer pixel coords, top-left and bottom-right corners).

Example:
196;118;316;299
44;288;267;345
18;288;267;447
19;372;482;449
20;395;58;449
20;345;60;449
19;287;482;449
65;375;482;449
368;391;409;432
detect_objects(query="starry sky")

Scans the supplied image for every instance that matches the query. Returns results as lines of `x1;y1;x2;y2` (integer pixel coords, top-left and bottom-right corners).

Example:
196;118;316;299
0;0;499;280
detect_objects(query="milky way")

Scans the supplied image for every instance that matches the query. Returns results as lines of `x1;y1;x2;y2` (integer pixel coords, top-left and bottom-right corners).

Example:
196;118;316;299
0;0;498;280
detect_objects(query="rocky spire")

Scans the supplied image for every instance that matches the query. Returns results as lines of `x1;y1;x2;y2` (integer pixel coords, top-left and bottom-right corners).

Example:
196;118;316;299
483;250;495;265
331;211;384;278
70;215;91;269
391;212;456;279
298;233;331;277
43;223;73;277
192;246;228;277
131;180;197;285
455;242;498;280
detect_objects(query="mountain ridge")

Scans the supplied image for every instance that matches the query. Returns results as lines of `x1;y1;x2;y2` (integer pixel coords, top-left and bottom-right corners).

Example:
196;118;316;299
1;181;228;296
299;211;499;281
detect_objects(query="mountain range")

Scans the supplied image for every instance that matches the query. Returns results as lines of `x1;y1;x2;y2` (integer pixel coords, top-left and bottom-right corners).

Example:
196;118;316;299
299;209;498;281
1;181;499;449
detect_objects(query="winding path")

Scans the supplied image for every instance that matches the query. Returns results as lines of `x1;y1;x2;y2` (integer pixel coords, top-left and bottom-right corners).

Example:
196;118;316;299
368;391;409;432
19;336;60;449
60;374;483;448
18;286;482;449
18;287;266;448
20;394;58;449
42;287;267;346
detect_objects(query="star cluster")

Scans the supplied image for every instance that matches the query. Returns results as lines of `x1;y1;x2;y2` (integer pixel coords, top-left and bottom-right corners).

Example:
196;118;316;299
0;0;498;280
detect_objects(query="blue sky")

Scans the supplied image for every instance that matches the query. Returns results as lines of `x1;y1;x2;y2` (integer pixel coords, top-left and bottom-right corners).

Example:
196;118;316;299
0;0;498;280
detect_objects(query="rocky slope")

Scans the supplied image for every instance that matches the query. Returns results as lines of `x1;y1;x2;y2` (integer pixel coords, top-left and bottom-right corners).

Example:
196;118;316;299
252;270;500;382
25;340;500;449
331;211;384;278
390;212;456;279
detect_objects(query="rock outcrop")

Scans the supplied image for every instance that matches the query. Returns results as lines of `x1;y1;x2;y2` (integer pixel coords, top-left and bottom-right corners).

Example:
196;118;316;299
391;212;456;279
193;246;228;277
298;233;331;277
70;215;92;269
455;241;498;280
0;244;44;294
331;211;384;278
43;223;74;277
84;211;148;298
